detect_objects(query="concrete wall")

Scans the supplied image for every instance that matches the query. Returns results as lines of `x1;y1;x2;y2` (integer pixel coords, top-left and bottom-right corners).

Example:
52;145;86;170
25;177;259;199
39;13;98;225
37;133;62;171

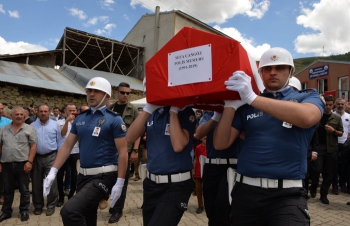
123;12;223;79
0;84;144;110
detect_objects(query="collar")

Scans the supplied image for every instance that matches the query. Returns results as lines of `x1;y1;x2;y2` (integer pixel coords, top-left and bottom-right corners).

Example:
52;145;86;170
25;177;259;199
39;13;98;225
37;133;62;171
11;122;25;129
39;118;50;125
262;86;293;98
89;106;107;115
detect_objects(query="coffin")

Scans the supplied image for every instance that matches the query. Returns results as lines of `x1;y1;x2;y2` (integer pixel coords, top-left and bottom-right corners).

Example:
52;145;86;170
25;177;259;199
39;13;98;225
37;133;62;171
145;27;263;111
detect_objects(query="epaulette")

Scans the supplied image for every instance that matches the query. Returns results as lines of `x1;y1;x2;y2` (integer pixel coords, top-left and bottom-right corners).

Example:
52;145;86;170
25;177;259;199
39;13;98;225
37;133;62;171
301;88;318;93
106;108;120;116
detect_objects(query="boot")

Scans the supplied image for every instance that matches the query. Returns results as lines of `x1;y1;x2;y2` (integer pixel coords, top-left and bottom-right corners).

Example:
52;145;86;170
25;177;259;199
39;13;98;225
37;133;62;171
309;186;316;198
320;194;329;204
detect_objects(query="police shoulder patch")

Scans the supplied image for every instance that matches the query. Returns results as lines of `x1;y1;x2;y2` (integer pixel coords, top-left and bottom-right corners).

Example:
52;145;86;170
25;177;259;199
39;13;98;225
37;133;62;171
189;115;195;123
121;124;127;132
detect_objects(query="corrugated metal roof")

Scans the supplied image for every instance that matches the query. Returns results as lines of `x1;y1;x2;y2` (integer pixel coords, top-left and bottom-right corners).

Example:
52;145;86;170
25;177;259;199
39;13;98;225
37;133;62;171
59;64;143;91
0;60;86;95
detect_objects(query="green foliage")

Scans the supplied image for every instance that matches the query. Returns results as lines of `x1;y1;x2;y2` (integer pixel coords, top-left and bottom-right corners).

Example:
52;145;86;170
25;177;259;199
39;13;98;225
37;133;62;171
294;52;350;73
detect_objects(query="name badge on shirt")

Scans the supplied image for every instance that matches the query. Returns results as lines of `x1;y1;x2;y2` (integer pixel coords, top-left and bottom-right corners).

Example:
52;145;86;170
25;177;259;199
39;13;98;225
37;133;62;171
92;127;101;137
282;121;292;128
282;99;297;128
165;123;170;135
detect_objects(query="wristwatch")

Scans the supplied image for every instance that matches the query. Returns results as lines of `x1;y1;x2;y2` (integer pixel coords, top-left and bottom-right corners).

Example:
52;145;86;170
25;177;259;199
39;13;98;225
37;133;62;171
133;149;138;153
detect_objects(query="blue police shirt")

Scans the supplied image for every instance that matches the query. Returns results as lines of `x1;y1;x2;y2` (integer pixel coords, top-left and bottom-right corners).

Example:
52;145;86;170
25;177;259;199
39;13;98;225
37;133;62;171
31;118;61;154
146;106;196;175
232;87;325;179
200;112;239;158
70;107;126;168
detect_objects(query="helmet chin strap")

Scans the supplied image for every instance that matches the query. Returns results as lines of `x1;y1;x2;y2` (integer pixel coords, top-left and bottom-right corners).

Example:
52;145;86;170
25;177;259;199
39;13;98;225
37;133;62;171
88;93;108;110
263;68;293;95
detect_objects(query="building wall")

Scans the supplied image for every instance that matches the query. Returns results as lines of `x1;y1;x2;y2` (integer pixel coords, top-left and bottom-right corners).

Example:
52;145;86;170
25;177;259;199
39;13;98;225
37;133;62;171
123;13;176;73
295;61;350;98
123;12;225;79
0;84;86;109
0;84;144;110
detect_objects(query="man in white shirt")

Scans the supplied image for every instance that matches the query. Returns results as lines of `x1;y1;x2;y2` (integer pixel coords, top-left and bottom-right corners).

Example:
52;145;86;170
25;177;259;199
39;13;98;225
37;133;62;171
332;98;350;194
56;103;80;207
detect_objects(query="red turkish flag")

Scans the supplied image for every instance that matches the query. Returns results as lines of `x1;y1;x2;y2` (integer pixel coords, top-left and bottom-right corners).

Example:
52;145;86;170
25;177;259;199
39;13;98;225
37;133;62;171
324;90;336;97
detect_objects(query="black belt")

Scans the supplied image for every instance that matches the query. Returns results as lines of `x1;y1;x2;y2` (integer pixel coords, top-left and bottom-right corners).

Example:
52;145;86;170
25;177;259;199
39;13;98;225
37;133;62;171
37;150;57;157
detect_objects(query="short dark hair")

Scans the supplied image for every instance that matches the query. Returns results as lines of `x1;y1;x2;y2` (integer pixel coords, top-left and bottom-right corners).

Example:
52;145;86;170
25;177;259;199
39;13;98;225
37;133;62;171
37;104;50;111
53;107;60;111
118;82;130;90
195;110;203;114
325;95;334;102
23;107;30;113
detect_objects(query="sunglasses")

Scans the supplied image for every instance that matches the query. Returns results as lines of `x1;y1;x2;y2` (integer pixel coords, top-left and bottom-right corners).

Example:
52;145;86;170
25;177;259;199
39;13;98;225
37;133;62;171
119;91;130;95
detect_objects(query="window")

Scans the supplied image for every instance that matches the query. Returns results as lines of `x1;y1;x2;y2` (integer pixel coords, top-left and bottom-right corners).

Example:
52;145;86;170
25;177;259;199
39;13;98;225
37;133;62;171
318;79;328;94
301;83;307;90
339;76;348;101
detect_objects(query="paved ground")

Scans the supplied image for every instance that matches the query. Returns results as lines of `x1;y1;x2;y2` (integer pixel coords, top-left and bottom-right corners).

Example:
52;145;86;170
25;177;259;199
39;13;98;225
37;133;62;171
1;178;350;225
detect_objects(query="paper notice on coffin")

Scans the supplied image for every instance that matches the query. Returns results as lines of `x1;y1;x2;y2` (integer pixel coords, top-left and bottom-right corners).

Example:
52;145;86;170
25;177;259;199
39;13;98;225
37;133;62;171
168;44;212;86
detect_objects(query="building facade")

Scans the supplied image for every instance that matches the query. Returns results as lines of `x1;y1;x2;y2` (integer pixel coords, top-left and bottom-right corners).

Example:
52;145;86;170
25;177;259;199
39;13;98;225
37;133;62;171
295;60;350;100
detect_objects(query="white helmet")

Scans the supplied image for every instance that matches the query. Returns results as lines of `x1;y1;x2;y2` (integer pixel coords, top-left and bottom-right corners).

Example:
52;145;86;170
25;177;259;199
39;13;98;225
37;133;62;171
85;77;111;97
289;77;301;91
259;47;294;73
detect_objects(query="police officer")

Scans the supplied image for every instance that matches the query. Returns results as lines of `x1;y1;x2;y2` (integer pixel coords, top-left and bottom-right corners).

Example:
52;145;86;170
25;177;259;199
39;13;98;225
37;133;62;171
42;77;128;226
195;111;240;226
214;47;325;225
126;93;196;225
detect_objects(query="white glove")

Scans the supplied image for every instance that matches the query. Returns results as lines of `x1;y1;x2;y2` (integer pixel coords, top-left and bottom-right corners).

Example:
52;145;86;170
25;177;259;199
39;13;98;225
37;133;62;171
170;106;181;114
211;112;222;122
43;167;58;196
225;71;258;105
224;100;246;110
143;103;162;114
110;178;125;208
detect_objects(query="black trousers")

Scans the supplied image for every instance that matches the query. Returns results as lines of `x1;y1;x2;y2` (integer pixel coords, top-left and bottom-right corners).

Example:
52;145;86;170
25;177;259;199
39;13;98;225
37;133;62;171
231;182;310;226
1;162;30;214
310;152;337;195
202;163;234;226
57;161;68;201
60;171;117;226
109;152;131;214
332;144;350;190
303;157;312;194
142;177;194;226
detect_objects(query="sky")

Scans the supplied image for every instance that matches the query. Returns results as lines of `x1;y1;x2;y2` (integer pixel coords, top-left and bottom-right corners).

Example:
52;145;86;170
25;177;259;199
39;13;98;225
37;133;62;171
0;0;350;61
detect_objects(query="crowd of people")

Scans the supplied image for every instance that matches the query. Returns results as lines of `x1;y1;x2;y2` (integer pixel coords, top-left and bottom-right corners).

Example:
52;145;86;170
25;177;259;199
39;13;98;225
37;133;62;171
0;47;349;226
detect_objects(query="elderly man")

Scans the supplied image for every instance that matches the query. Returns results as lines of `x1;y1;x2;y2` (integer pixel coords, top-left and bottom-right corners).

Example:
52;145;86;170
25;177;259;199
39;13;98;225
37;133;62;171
0;103;12;205
31;104;61;216
0;107;37;222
